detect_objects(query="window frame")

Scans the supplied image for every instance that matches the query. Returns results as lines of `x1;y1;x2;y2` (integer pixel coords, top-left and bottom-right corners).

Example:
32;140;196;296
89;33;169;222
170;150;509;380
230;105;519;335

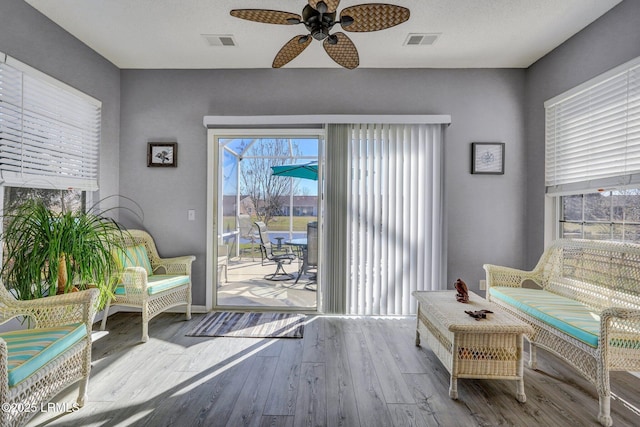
554;190;640;243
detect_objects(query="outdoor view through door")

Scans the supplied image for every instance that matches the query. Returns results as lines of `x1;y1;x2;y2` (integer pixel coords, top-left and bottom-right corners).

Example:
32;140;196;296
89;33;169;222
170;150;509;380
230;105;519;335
216;136;319;310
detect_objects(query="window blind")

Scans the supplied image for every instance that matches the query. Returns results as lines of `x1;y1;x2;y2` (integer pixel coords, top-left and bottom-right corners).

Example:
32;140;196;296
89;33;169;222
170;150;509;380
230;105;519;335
545;56;640;194
0;53;101;191
346;123;446;315
324;124;350;314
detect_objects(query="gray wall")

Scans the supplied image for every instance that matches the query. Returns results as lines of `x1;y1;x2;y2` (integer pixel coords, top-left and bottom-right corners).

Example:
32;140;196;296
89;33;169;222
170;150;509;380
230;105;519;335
0;0;121;206
119;68;526;304
524;0;640;268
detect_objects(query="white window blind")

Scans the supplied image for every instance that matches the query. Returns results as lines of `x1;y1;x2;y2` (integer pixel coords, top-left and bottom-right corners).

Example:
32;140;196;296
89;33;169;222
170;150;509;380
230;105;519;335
0;53;101;191
346;123;446;315
545;56;640;194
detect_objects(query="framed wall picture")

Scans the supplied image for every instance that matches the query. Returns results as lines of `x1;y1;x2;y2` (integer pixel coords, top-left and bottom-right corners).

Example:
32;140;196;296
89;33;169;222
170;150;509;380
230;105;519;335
471;142;504;174
147;142;177;167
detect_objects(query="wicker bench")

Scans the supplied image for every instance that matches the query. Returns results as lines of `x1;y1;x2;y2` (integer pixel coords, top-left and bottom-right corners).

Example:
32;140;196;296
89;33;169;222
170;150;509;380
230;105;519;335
484;239;640;427
100;229;195;343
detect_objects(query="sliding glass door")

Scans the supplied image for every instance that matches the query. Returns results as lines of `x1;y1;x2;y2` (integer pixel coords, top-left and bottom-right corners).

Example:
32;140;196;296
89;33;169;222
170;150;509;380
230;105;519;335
209;130;323;311
206;119;448;315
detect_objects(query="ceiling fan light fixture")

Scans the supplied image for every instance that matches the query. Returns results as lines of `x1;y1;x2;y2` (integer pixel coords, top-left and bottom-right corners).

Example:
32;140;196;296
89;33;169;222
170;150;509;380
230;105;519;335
340;15;354;27
316;1;328;14
311;27;329;40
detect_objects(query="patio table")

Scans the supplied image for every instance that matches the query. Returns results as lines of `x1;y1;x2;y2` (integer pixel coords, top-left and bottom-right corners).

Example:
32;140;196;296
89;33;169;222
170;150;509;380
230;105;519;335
286;238;308;285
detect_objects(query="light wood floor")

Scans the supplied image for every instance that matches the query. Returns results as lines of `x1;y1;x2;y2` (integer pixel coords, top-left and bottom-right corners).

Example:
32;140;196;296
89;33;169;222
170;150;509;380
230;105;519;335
30;313;640;427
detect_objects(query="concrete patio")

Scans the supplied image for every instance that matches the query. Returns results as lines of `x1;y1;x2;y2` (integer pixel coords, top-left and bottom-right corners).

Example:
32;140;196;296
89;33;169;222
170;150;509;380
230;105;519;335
216;255;317;309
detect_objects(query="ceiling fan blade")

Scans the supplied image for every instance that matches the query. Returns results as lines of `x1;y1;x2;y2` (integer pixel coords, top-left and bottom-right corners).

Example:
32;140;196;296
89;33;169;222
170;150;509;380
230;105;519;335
273;35;312;68
323;32;359;69
230;9;301;25
308;0;341;14
340;4;410;32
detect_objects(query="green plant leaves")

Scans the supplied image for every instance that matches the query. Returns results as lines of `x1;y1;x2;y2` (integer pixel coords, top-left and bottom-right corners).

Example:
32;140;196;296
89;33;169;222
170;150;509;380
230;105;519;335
1;199;128;309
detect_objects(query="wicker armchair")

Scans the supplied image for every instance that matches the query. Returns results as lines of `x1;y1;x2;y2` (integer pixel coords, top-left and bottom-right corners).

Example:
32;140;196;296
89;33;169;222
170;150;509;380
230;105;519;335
0;283;99;427
100;229;195;343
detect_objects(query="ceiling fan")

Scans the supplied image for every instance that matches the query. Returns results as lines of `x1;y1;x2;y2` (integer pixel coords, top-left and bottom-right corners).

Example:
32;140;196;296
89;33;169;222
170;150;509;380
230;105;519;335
230;1;410;69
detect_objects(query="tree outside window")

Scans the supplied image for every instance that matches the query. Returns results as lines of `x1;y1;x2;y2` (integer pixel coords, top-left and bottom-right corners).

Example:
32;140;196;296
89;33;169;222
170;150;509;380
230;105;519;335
239;139;301;227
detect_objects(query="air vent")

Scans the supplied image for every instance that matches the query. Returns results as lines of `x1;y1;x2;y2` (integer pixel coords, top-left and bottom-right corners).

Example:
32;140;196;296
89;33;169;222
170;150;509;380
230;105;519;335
404;33;439;46
202;34;237;47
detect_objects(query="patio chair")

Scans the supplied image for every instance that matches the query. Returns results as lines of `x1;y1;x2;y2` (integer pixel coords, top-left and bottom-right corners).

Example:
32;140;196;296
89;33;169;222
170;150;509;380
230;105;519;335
294;221;318;288
238;215;259;260
255;221;296;281
101;229;195;342
217;244;228;286
306;221;318;283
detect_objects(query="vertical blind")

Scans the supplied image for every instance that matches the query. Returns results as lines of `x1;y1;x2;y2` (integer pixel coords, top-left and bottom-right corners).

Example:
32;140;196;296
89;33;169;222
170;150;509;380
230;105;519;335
0;53;101;191
324;124;350;314
545;56;640;194
346;123;445;315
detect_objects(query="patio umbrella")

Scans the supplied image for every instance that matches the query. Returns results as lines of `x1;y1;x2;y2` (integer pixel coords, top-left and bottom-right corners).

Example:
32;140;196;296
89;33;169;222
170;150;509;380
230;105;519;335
270;162;318;181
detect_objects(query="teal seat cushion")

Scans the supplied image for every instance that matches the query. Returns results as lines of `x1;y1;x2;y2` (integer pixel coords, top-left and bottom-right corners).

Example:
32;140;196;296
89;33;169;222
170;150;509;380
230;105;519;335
489;287;600;347
114;275;189;296
114;245;153;276
147;275;190;295
0;323;86;387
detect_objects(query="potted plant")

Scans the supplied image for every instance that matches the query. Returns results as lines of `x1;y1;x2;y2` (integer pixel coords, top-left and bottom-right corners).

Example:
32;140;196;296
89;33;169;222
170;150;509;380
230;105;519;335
1;199;127;309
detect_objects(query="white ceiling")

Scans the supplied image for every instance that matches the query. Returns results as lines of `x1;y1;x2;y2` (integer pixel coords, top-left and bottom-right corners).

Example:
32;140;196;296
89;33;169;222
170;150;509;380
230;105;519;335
24;0;622;69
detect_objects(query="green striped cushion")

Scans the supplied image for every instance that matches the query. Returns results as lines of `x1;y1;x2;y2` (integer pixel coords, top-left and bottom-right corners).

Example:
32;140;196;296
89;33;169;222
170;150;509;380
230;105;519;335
0;323;87;387
114;274;189;296
114;245;153;276
490;287;600;347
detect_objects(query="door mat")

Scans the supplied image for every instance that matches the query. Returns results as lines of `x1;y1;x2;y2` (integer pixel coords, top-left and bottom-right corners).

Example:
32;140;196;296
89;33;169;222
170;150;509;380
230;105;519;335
186;311;305;338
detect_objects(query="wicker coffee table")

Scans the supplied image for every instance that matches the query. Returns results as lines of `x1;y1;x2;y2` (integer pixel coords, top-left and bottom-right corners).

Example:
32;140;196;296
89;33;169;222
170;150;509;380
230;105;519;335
413;290;533;402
